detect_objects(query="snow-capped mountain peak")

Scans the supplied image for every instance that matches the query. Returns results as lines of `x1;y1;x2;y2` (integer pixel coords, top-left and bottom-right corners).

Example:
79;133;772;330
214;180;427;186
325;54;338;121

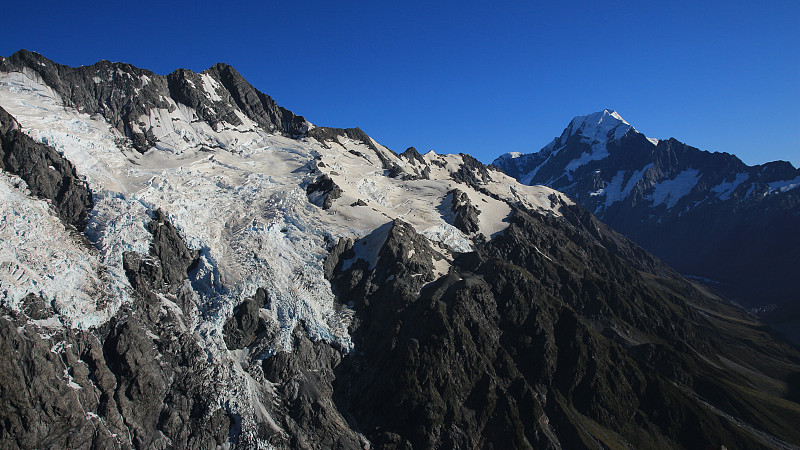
493;108;800;311
565;109;632;144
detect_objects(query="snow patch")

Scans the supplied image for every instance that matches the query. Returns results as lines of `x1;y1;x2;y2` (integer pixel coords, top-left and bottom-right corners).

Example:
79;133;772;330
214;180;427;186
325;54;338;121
650;169;701;209
200;73;223;102
768;176;800;194
342;222;392;271
564;145;609;173
422;224;473;253
597;164;653;207
710;173;749;200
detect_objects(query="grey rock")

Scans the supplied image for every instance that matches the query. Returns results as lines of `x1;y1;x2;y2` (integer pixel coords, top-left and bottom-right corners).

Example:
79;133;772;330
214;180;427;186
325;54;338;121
0;50;309;153
0;315;122;449
0;105;94;230
262;326;366;449
223;288;268;350
19;293;54;321
147;209;200;291
306;174;343;210
167;68;244;131
328;207;800;449
399;146;426;166
323;238;355;280
449;188;481;234
207;63;309;137
452;153;492;186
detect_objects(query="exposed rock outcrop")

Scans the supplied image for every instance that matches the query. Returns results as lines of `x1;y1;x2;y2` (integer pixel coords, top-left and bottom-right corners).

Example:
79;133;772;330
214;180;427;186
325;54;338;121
262;326;366;449
0;105;93;230
449;188;481;234
306;174;343;210
0;208;232;449
223;288;268;350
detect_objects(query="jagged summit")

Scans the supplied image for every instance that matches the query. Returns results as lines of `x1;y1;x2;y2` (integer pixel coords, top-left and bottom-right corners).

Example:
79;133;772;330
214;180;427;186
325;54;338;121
562;109;632;143
0;49;312;153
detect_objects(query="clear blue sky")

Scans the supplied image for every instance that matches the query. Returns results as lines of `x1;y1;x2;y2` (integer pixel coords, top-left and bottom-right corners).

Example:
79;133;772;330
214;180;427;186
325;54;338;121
2;0;798;166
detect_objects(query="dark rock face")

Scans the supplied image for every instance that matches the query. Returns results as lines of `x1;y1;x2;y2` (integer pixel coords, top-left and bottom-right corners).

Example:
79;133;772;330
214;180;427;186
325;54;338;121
208;63;309;136
307;126;377;151
327;212;800;449
262;326;366;449
449;188;481;234
399;146;426;166
166;68;244;131
0;316;121;448
453;153;492;185
0;50;308;153
147;209;201;289
493;114;800;310
0;106;93;230
223;288;268;350
399;146;431;180
0;208;232;449
306;174;343;209
0;50;170;152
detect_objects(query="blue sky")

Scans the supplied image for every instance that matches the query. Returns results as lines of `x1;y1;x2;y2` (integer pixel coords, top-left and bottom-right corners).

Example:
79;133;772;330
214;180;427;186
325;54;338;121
1;0;798;166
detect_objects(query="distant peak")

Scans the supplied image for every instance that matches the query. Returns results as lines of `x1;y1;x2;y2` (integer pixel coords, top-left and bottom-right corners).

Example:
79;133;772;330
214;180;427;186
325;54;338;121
565;109;633;143
570;109;630;127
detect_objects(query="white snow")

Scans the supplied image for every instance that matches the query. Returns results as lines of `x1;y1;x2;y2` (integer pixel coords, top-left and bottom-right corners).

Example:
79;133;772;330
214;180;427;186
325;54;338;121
0;172;121;329
650;169;701;209
200;73;223;102
710;173;749;200
422;223;473;253
341;222;392;271
0;70;354;353
594;164;653;208
767;176;800;194
509;110;660;183
1;65;573;393
569;110;632;144
559;110;632;174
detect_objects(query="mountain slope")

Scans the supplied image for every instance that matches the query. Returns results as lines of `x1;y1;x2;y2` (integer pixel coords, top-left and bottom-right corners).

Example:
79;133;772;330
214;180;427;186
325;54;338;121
1;52;800;449
493;110;800;309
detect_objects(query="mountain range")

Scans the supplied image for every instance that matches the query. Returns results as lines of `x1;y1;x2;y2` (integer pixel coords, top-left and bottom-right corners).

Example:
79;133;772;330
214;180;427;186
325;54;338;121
493;110;800;314
1;50;800;449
